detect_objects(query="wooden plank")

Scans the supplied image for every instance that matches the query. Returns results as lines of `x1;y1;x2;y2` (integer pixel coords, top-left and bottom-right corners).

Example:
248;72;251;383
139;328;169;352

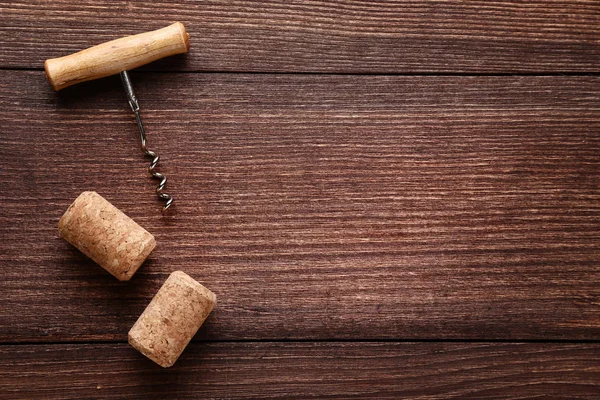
1;342;599;399
1;1;599;73
0;342;598;399
0;71;599;342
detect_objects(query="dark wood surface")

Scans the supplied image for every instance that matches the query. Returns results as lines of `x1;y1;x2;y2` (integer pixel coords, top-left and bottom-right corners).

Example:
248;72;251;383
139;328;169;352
1;1;599;398
1;343;600;399
1;1;600;73
2;71;600;343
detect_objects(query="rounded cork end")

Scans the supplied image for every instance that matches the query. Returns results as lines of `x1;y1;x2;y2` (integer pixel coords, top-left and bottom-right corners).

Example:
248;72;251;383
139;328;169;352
171;271;217;305
58;191;96;233
128;331;175;368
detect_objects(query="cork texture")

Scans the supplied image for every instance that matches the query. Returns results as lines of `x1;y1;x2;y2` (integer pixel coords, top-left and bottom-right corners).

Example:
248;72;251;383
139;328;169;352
58;191;156;281
128;271;216;368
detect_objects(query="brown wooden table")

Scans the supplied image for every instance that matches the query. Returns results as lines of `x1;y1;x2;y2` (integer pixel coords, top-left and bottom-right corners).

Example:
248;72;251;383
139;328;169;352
1;1;599;398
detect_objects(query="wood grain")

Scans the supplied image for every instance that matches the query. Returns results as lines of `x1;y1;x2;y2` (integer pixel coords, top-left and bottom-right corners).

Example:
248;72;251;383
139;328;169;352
1;342;599;399
1;70;598;342
1;1;600;73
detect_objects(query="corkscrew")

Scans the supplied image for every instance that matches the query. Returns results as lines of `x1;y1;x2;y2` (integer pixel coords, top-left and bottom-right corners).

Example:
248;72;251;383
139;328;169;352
44;22;190;213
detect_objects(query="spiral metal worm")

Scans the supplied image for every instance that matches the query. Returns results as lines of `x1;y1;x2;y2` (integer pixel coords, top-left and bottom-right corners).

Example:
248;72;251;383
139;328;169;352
120;71;173;212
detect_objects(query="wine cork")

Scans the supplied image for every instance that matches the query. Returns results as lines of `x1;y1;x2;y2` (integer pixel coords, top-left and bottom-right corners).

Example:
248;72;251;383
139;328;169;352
128;271;216;368
58;191;156;281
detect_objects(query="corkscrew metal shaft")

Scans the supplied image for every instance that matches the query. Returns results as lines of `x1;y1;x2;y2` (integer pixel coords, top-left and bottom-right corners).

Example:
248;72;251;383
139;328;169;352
120;71;173;212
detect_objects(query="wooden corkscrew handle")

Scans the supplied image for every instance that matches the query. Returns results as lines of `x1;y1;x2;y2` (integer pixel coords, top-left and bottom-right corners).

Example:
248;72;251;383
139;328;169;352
44;22;190;91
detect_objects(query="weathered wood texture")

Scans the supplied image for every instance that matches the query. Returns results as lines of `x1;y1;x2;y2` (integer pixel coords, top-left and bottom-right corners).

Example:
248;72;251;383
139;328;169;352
2;2;600;396
1;342;599;399
1;1;600;73
1;71;598;342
